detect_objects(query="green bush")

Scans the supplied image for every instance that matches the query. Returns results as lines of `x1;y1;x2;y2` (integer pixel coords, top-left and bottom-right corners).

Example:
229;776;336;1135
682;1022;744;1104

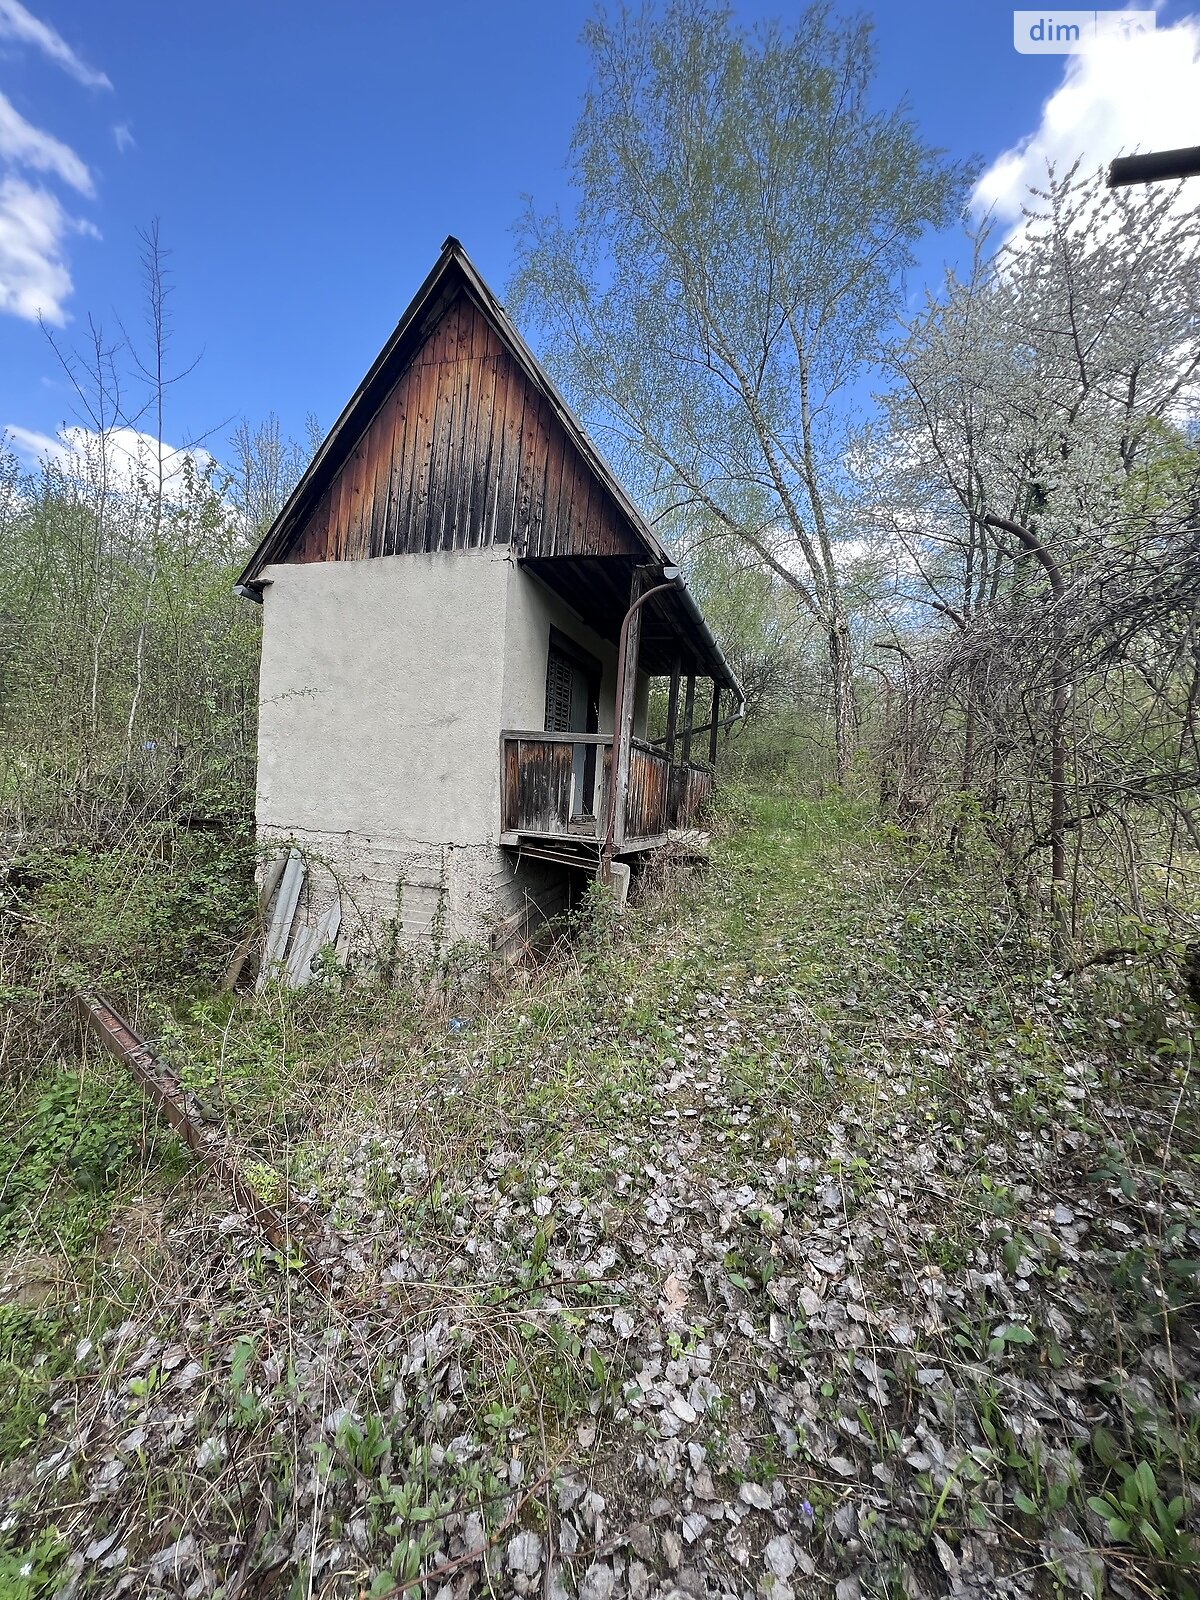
0;1069;169;1253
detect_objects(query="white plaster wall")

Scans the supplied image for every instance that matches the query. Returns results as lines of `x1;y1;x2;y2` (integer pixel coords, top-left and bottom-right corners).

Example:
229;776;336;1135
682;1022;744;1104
258;549;522;949
258;549;510;844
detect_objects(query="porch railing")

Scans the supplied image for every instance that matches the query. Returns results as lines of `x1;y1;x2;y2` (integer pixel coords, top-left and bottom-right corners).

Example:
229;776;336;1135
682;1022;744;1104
670;761;713;829
500;732;711;846
501;732;610;837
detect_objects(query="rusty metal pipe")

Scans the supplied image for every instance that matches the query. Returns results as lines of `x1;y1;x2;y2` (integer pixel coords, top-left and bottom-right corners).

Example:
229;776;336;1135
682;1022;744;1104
76;992;332;1292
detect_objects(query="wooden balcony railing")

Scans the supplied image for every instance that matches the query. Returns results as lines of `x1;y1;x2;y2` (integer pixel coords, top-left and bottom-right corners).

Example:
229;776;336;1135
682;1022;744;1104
501;732;609;837
624;742;671;841
500;732;711;849
670;761;713;829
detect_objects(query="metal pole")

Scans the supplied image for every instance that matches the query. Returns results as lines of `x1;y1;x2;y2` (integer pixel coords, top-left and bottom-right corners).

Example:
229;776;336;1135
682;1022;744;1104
1108;146;1200;187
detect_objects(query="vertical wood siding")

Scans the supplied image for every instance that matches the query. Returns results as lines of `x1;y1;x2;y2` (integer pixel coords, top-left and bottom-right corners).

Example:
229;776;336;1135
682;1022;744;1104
288;292;641;567
670;763;714;829
625;744;671;839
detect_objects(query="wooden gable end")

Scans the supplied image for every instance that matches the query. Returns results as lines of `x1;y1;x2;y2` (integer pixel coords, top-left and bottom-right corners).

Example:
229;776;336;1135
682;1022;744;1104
285;291;642;567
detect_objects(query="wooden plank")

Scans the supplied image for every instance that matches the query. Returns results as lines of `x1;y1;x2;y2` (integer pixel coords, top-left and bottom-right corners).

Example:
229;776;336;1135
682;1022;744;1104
522;392;552;556
665;654;682;767
407;334;440;554
336;439;363;560
293;482;329;563
562;448;590;555
445;301;476;549
394;357;426;553
554;447;580;555
576;473;598;556
505;737;577;833
324;457;345;560
366;390;397;558
409;298;452;553
468;349;500;547
455;301;485;548
482;359;512;544
492;370;527;547
471;311;509;545
381;378;412;557
349;440;372;558
709;683;721;766
541;421;567;558
423;309;459;552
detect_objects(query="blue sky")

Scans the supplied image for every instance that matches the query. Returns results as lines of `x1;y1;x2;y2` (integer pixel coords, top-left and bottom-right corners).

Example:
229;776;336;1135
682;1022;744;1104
1;0;1198;473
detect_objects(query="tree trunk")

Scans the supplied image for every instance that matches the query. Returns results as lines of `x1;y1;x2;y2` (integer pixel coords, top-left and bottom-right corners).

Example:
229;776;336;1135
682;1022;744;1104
829;618;856;785
984;513;1069;950
1049;610;1069;947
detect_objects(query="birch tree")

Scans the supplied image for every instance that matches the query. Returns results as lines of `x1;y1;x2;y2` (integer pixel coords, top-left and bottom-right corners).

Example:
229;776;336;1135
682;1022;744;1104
510;0;969;783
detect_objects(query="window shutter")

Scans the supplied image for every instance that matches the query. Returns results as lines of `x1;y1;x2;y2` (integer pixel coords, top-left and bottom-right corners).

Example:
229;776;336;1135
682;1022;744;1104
545;648;574;733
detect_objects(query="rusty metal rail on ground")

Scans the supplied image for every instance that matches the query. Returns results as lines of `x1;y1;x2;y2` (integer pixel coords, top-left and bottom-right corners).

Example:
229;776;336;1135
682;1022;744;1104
76;992;333;1293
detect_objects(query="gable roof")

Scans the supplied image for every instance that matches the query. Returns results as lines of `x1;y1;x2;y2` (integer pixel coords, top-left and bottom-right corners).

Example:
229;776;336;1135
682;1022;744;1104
237;237;741;699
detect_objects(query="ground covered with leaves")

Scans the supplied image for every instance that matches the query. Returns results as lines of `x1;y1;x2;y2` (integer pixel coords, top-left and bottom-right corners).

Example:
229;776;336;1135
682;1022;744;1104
2;796;1197;1599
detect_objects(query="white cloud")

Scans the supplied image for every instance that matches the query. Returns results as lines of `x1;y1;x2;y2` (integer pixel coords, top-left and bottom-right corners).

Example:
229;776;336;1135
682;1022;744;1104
0;0;110;90
0;173;94;322
4;422;59;459
0;89;92;194
112;121;134;154
0;7;109;326
6;422;216;495
974;15;1200;225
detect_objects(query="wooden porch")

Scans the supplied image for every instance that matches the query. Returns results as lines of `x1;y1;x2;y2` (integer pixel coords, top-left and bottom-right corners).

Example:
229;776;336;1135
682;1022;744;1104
500;731;714;866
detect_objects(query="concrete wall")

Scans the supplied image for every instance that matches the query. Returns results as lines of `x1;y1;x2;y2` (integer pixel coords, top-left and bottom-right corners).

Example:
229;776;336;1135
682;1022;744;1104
256;549;647;956
258;549;514;952
258;550;508;844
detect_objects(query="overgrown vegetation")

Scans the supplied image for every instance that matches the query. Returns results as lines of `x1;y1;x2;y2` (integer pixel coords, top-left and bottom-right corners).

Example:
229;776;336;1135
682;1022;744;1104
2;797;1197;1596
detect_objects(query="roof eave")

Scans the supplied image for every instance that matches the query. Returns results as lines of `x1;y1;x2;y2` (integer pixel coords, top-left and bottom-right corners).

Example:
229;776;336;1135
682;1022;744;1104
236;236;468;589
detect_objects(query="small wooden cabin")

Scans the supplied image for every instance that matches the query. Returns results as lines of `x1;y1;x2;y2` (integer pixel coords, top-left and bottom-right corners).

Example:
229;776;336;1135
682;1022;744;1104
237;238;742;955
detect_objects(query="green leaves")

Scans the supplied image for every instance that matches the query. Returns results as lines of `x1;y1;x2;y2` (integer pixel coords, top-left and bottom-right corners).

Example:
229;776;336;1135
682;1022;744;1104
229;1336;256;1391
1086;1458;1198;1578
987;1322;1035;1359
0;1069;149;1255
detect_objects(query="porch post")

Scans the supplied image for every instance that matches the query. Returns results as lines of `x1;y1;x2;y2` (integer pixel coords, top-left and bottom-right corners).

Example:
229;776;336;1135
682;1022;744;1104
708;683;721;766
664;653;683;833
612;567;650;851
680;673;697;765
665;654;682;766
